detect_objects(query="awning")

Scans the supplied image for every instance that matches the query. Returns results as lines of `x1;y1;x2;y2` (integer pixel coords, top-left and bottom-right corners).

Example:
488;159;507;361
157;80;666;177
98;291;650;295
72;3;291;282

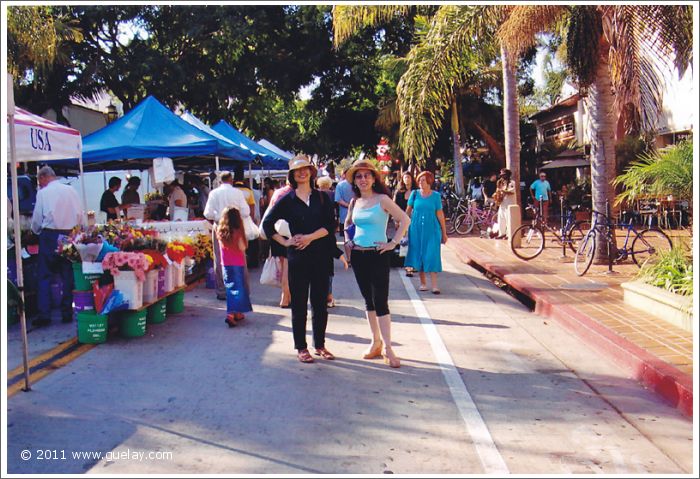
541;158;590;169
257;138;294;160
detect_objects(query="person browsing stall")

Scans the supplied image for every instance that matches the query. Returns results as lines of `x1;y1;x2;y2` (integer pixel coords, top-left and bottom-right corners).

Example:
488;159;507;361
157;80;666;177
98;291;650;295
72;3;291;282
204;171;251;301
100;176;123;221
30;166;84;327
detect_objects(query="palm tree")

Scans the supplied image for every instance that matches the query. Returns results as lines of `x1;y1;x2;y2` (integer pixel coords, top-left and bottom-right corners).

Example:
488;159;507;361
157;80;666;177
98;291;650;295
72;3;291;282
333;5;522;202
498;4;692;260
8;6;83;80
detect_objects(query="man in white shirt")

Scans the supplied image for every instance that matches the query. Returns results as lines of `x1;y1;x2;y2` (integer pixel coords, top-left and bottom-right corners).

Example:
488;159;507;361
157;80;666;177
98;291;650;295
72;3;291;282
31;166;84;327
204;171;250;300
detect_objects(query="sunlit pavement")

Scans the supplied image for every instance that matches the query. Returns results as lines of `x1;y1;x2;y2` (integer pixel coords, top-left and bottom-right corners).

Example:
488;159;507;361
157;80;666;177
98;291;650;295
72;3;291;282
5;244;693;474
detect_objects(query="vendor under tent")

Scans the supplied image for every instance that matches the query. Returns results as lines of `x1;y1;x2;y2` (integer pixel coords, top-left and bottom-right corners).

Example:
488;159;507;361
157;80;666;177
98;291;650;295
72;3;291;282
7;83;85;392
257;138;294;161
53;95;253;172
212;120;289;170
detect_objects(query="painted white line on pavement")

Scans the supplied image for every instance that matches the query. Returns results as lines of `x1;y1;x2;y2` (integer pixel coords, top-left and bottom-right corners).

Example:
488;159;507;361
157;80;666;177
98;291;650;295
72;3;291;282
400;272;510;475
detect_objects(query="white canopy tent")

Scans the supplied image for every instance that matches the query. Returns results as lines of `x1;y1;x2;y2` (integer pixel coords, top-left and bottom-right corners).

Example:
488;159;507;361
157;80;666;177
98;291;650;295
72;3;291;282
7;75;85;391
257;138;294;160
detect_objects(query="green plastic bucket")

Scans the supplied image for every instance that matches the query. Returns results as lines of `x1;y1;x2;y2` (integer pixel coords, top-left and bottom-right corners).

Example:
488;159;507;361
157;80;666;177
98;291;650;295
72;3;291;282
166;290;185;314
147;299;167;324
118;309;147;338
72;262;102;291
76;310;108;344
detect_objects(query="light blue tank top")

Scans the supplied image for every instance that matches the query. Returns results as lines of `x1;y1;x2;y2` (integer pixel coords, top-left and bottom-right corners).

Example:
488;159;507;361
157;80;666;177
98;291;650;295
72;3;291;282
352;202;389;248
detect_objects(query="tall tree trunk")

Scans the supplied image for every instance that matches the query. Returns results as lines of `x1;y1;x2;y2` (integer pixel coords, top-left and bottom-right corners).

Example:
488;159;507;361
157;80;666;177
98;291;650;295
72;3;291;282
450;96;465;196
586;44;617;262
501;43;521;207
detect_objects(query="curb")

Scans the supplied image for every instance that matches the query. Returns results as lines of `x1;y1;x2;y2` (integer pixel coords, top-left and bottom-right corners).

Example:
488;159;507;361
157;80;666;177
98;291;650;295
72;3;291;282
448;241;693;418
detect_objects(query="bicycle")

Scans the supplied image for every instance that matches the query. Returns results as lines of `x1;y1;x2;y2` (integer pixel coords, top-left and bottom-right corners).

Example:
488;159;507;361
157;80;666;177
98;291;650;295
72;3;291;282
442;187;470;234
454;199;497;236
574;210;673;276
510;200;591;261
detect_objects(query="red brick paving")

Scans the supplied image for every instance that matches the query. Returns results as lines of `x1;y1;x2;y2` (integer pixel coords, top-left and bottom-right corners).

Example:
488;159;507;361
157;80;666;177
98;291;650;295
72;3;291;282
446;231;693;417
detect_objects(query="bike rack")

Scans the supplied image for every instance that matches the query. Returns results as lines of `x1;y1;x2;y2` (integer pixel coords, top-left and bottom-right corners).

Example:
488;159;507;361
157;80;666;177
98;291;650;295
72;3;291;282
559;195;567;259
603;199;619;275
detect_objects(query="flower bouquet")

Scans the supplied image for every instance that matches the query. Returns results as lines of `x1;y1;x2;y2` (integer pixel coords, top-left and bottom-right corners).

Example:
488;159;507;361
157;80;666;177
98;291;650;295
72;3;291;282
57;235;82;263
142;249;169;272
192;233;213;262
166;241;195;264
119;225;166;252
102;252;150;281
144;191;165;202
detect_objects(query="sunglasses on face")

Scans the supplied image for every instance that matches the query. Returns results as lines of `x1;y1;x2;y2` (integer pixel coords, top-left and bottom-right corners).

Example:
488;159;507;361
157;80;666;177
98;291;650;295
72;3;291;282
355;173;374;180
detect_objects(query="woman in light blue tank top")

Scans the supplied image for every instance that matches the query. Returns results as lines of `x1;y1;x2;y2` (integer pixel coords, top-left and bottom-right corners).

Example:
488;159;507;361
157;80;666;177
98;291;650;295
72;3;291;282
344;159;410;368
352;202;389;247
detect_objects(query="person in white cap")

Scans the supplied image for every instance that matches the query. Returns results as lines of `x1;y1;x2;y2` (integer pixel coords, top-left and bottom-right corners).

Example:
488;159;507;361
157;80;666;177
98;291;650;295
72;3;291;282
262;155;337;364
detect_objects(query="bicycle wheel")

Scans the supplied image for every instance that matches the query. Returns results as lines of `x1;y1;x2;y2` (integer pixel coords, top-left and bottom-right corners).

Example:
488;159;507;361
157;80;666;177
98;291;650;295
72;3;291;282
455;212;475;235
566;220;592;253
446;212;457;234
510;224;545;260
631;228;673;267
574;231;596;276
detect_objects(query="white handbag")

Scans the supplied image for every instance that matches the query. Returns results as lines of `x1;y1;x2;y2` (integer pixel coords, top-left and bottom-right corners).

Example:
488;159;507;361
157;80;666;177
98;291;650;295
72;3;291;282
260;255;282;288
242;214;260;241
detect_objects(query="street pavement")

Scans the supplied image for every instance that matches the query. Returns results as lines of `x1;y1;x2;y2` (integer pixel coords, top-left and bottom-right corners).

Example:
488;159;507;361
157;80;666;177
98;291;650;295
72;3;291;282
5;243;694;474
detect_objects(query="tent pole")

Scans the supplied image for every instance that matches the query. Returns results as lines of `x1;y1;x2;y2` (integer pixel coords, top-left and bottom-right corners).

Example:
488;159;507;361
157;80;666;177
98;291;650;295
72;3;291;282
215;155;220;173
249;161;253;189
79;152;87;225
9;111;31;392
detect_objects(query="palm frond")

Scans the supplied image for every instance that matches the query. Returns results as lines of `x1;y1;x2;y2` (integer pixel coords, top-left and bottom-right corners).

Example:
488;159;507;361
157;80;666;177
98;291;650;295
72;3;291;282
613;139;693;205
397;5;503;162
375;98;400;133
566;5;602;89
497;5;566;61
606;5;692;132
332;5;411;47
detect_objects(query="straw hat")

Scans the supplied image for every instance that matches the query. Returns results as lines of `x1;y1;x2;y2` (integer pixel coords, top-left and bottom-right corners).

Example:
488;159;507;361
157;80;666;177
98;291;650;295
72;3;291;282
287;154;317;175
345;159;380;182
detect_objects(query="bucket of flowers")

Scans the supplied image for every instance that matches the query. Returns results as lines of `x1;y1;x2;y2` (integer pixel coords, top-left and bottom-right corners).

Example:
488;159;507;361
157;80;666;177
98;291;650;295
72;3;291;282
141;249;169;303
102;251;149;309
58;226;117;291
166;240;195;288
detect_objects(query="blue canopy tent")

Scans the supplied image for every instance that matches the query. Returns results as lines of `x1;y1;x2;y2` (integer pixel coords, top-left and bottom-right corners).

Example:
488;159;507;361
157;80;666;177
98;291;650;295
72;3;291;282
212;120;289;170
55;96;252;172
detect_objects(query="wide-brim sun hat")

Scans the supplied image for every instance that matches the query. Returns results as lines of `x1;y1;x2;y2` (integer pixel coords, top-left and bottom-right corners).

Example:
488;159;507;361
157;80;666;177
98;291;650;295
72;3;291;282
287;154;317;175
346;159;381;182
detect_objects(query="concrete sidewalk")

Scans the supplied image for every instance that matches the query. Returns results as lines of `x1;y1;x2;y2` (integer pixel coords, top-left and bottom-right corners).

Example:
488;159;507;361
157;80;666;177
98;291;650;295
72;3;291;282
446;234;693;417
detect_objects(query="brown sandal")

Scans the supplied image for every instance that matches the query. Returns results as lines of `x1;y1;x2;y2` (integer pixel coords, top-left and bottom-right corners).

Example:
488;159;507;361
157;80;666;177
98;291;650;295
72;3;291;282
225;314;237;328
297;349;314;363
314;347;336;360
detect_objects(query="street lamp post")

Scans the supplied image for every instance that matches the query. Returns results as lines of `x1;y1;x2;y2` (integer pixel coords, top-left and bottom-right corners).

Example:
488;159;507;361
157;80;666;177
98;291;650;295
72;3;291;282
105;103;118;123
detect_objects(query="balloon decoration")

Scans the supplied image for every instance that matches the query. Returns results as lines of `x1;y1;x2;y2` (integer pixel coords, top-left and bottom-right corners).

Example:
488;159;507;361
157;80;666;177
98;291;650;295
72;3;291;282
376;137;392;175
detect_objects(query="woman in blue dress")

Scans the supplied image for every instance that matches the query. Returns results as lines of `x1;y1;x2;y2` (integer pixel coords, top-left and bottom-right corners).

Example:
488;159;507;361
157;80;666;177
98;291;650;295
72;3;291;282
405;170;448;294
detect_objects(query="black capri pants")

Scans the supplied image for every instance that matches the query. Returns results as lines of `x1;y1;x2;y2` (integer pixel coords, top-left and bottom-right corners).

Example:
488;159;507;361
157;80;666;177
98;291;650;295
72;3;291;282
350;248;391;316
